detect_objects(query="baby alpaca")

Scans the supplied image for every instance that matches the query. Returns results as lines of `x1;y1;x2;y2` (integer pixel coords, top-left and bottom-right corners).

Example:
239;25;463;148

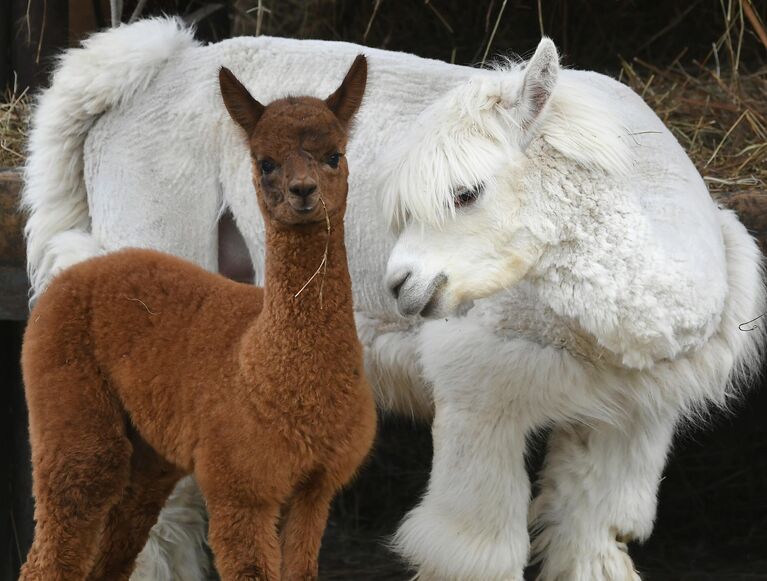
20;55;375;581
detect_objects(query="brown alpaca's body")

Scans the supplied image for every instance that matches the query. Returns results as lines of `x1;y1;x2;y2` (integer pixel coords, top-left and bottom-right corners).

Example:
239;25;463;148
22;234;375;580
20;55;374;581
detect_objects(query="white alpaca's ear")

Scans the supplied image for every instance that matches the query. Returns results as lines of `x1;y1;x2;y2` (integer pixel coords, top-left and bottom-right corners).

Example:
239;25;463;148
506;38;559;138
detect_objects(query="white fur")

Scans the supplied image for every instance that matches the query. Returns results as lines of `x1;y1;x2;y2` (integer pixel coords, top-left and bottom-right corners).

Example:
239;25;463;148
24;20;764;581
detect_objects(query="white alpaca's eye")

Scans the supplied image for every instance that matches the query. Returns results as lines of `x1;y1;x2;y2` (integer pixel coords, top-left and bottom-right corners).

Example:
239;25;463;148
453;184;483;208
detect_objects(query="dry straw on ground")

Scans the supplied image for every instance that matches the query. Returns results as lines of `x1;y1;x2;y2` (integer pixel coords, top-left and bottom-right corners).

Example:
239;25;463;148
0;82;29;168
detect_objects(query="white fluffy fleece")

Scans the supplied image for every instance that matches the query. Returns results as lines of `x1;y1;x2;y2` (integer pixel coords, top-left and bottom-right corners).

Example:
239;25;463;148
23;19;765;581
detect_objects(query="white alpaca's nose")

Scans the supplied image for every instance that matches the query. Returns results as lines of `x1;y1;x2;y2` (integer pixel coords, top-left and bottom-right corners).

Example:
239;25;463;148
387;270;411;299
386;270;447;317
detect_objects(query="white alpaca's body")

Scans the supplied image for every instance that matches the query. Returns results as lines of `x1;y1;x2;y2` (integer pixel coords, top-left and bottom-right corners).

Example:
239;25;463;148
24;19;764;581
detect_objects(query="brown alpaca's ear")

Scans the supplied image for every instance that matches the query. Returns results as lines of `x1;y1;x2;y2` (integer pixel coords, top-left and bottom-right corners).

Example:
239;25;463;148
219;66;265;136
325;55;367;128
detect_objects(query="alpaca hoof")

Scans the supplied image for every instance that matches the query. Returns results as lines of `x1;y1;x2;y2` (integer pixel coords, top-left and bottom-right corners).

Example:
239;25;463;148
394;505;526;581
536;541;642;581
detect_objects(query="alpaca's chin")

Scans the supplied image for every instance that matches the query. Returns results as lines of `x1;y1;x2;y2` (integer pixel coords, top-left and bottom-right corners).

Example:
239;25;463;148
268;200;344;229
419;296;474;320
286;195;320;215
270;208;323;226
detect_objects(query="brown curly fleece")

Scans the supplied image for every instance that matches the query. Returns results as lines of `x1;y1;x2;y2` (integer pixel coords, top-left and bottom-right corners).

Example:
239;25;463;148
19;55;376;581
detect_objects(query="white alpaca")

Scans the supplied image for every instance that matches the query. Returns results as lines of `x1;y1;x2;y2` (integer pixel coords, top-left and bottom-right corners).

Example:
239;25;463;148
23;19;763;581
382;40;764;580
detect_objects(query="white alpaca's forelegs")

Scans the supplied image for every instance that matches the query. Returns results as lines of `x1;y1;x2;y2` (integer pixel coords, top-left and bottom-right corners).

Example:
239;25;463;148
530;405;679;581
131;476;211;581
394;391;532;581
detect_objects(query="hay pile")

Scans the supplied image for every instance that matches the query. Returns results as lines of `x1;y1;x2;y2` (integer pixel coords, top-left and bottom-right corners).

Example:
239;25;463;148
0;84;29;168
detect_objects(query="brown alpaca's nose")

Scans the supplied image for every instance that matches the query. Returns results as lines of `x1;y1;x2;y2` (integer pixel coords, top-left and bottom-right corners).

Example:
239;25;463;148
289;181;317;198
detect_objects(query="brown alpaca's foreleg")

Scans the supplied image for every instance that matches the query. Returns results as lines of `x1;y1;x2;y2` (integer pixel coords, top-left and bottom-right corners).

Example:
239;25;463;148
280;472;337;581
205;498;282;581
20;372;131;581
86;434;183;581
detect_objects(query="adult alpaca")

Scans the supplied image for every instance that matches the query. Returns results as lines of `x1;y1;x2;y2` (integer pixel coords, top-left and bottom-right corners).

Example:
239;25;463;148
22;18;764;581
380;40;765;580
20;57;375;581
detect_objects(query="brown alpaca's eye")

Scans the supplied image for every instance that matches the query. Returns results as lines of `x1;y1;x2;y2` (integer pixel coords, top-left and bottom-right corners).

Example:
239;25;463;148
260;159;276;175
326;152;342;168
453;184;483;208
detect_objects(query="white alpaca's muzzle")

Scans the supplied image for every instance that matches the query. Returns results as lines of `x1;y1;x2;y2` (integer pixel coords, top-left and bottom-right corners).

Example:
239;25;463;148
386;268;448;318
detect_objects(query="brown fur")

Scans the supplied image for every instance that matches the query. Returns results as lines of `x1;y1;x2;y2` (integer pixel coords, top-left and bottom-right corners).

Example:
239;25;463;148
20;56;375;581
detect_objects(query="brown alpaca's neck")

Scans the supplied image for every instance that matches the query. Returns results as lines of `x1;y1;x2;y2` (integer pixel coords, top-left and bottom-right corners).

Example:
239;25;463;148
236;211;361;410
258;214;354;334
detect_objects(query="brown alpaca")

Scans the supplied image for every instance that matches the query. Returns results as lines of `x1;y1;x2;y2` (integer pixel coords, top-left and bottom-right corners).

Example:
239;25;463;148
19;55;376;581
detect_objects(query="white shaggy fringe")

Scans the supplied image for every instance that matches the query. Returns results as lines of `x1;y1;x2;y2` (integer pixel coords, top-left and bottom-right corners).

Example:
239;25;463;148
380;45;633;232
22;17;198;300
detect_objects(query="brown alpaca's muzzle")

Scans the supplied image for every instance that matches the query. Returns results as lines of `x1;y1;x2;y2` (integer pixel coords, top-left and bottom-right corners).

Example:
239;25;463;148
287;177;320;215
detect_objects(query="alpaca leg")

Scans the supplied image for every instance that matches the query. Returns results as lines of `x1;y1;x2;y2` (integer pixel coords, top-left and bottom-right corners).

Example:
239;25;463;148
20;375;131;580
530;404;679;581
394;393;532;581
87;435;182;581
132;476;211;581
280;471;336;581
204;499;282;581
